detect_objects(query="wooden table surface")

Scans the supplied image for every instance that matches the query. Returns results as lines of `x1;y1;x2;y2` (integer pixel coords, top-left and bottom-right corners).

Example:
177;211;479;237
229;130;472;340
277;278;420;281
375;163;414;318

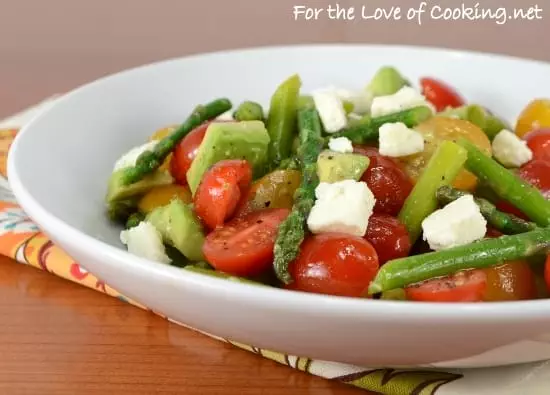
0;254;365;394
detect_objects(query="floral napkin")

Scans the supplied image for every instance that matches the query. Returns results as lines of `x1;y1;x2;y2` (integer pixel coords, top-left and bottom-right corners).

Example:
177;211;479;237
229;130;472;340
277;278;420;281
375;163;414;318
2;98;550;395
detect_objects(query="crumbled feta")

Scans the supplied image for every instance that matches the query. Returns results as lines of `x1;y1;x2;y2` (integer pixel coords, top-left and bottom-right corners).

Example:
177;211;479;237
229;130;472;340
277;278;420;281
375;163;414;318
114;140;158;171
334;88;373;115
216;110;234;121
312;88;348;133
370;86;435;117
421;195;487;251
492;129;533;168
307;180;376;237
328;137;354;153
120;221;171;264
378;122;425;157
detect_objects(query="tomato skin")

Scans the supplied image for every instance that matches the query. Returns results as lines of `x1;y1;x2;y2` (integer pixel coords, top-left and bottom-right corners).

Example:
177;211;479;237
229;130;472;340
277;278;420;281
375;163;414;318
482;261;537;302
203;208;290;277
194;160;252;229
519;159;550;198
405;270;487;302
365;214;411;265
420;77;465;112
171;123;209;185
515;99;550;138
545;255;550;293
524;129;550;163
287;233;379;298
354;146;413;216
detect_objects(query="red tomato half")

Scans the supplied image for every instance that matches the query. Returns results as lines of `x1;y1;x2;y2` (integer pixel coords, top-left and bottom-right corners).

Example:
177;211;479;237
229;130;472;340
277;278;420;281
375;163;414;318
194;160;252;229
524;129;550;163
202;208;290;277
405;270;487;302
287;233;379;298
420;77;465;112
519;159;550;198
354;146;413;216
171;123;209;185
365;214;411;265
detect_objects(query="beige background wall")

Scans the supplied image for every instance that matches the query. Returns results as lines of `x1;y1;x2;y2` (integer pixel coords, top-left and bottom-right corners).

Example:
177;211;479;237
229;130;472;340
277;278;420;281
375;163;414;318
0;0;548;117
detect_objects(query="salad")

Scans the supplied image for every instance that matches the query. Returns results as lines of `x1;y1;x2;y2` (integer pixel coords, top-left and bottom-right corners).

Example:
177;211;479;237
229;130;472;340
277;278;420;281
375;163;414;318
105;66;550;303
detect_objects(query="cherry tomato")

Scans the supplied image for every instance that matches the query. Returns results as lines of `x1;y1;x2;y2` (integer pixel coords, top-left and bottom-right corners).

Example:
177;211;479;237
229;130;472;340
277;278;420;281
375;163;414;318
400;117;492;191
482;261;537;302
495;200;529;221
519;159;550;198
235;170;301;217
420;77;465;112
515;99;550;138
484;227;503;238
354;146;413;216
287;233;379;298
544;255;550;293
365;214;411;265
171;123;209;185
138;184;192;214
194;160;252;229
405;270;487;302
524;129;550;163
202;208;290;277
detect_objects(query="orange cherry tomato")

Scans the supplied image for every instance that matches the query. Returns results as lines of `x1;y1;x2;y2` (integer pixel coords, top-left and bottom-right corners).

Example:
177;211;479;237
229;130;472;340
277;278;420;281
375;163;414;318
516;99;550;138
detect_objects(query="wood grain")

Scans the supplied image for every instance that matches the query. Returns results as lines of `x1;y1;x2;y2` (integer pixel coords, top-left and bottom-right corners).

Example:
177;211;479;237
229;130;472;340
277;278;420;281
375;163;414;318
0;256;365;394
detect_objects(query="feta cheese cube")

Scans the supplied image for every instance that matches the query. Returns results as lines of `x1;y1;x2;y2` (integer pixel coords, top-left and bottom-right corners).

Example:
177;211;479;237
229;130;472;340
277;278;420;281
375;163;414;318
328;137;354;153
307;180;376;237
378;122;425;157
421;195;487;251
217;110;234;121
492;129;533;168
120;221;171;264
334;88;373;115
370;86;435;117
114;140;158;171
312;88;348;133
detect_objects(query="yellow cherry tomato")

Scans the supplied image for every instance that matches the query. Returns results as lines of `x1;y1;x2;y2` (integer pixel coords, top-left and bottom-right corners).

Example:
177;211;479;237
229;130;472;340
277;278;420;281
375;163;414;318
138;184;192;214
399;116;492;191
515;99;550;138
148;125;177;172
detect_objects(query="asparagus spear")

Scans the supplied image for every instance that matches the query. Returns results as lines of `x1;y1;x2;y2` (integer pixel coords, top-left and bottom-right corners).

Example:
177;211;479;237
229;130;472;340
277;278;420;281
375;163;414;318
233;101;264;121
273;108;324;284
398;141;468;244
121;98;232;185
458;138;550;227
266;74;302;168
330;106;432;144
368;227;550;294
436;185;536;235
278;156;301;171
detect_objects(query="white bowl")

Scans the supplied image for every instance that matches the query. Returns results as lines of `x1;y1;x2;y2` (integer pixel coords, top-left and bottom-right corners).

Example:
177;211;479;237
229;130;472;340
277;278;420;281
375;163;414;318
8;44;550;369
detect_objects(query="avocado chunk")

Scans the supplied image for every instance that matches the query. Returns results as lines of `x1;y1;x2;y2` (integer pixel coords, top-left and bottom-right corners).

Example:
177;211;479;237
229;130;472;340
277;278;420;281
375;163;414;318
317;150;370;183
146;198;205;261
186;121;270;194
106;169;173;203
367;66;409;97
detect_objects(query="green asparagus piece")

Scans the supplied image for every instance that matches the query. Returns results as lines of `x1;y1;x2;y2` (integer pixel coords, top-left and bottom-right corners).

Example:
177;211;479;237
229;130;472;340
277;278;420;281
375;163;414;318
273;108;324;284
458;138;550;227
368;227;550;294
398;141;468;244
330;106;433;144
266;74;302;168
436;185;537;235
298;94;353;113
125;212;145;229
107;199;138;223
278;156;301;170
440;105;510;140
121;98;232;185
233;101;264;121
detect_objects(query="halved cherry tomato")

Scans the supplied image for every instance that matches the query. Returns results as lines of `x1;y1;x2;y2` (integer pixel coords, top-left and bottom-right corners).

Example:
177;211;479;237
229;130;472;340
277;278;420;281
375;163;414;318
519;159;550;198
365;214;411;265
202;208;290;277
400;117;492;191
524;129;550;163
482;261;537;302
515;99;550;138
287;233;379;298
138;184;192;214
544;255;550;293
420;77;465;112
235;170;301;217
171;123;209;185
194;160;252;229
354;146;413;216
405;270;487;302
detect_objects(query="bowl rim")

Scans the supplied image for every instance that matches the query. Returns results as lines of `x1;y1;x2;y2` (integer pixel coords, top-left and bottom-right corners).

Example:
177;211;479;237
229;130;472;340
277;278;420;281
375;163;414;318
8;43;550;321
